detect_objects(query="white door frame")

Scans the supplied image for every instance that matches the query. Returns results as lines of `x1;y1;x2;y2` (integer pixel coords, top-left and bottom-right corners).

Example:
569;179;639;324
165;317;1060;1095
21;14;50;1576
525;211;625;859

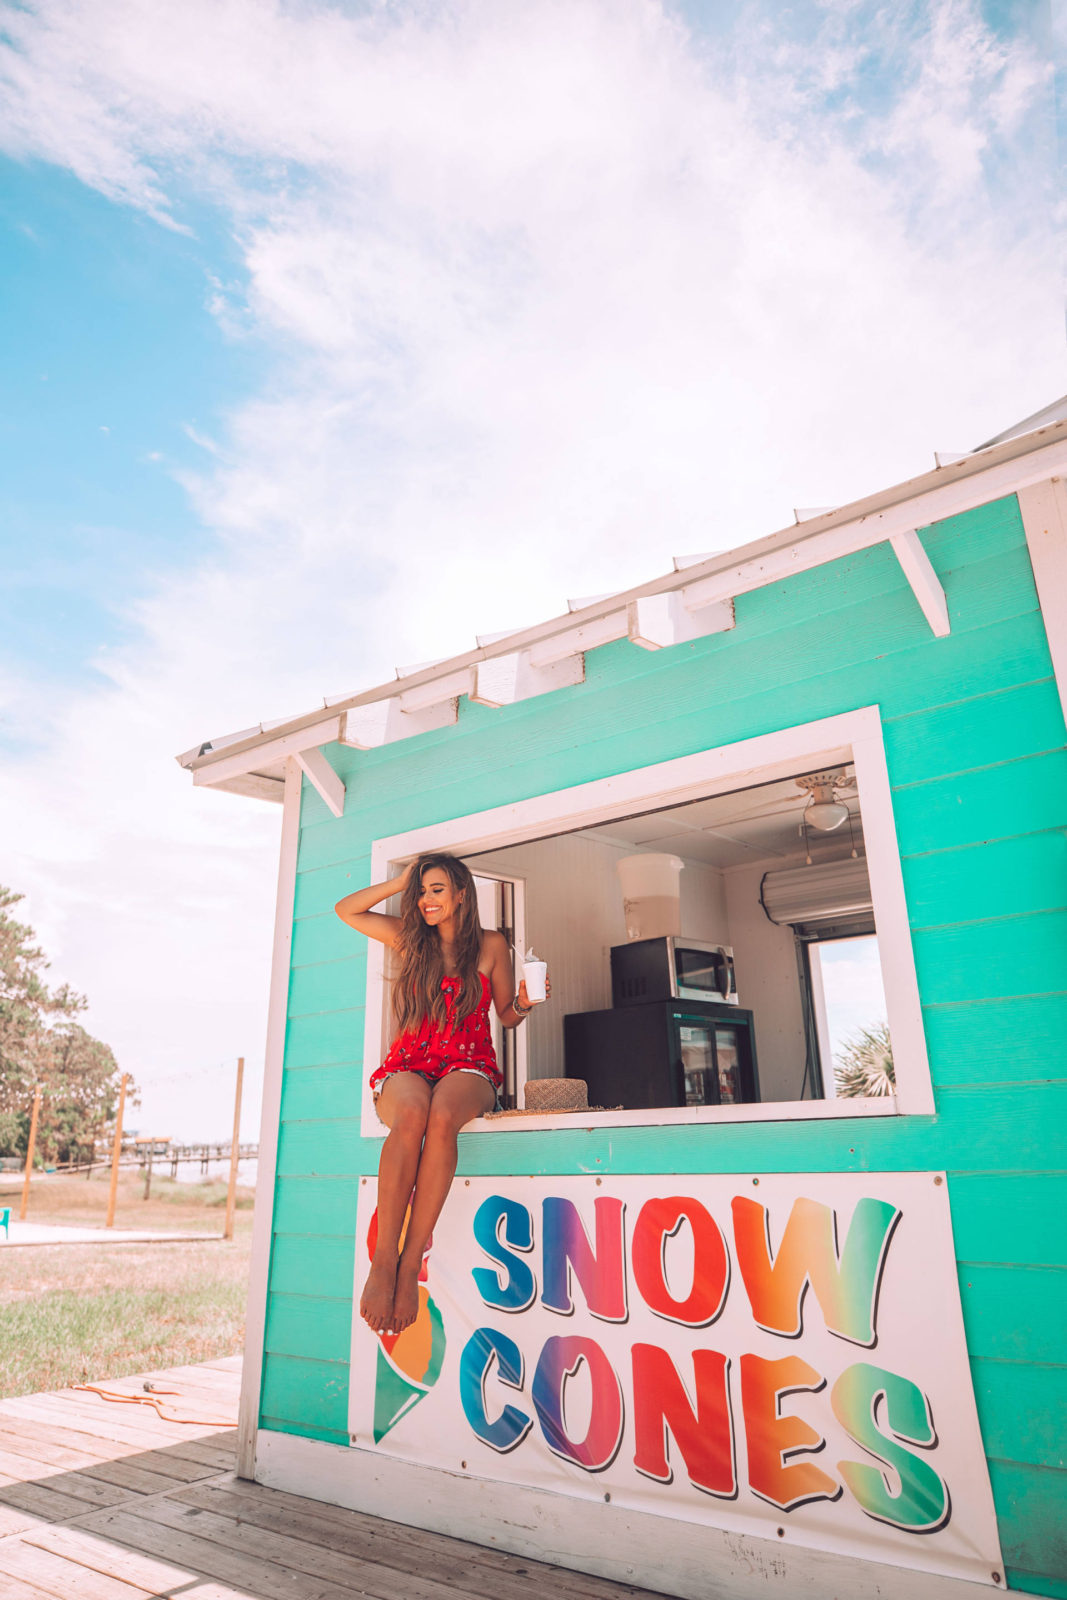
470;865;529;1108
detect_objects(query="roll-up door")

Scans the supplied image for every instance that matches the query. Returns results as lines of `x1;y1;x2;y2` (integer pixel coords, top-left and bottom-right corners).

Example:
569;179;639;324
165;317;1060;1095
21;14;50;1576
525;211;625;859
759;856;875;938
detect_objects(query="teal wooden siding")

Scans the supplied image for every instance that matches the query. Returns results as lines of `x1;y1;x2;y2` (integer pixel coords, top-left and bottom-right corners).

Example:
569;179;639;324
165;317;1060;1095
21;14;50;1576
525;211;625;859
261;492;1066;1595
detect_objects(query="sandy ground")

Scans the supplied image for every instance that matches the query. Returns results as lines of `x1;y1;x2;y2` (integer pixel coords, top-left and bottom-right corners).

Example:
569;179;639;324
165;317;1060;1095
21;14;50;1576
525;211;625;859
0;1219;220;1247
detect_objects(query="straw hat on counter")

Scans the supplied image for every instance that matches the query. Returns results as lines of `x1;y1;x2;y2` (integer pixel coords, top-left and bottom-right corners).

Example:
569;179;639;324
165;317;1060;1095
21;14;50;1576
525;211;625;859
484;1078;591;1118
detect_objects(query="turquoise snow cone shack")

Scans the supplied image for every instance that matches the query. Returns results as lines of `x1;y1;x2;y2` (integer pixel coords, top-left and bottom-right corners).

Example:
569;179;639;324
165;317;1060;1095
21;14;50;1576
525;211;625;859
180;413;1067;1599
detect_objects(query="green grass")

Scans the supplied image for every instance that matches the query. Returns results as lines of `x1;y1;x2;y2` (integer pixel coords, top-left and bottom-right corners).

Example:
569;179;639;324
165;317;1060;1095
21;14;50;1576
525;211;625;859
0;1169;253;1232
0;1164;255;1235
0;1174;254;1396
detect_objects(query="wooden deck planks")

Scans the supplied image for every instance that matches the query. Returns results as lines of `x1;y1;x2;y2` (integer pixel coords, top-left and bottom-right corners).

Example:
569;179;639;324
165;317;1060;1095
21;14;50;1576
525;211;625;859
93;1492;597;1600
0;1358;670;1600
42;1507;366;1600
172;1480;671;1600
0;1452;132;1509
0;1572;67;1599
18;1523;224;1596
0;1413;222;1493
6;1387;235;1443
0;1504;53;1541
0;1397;236;1476
0;1534;156;1599
0;1476;103;1523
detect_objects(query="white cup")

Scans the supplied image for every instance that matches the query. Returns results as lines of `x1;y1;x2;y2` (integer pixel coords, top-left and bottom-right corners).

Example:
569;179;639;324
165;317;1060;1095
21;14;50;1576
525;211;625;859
522;959;548;1004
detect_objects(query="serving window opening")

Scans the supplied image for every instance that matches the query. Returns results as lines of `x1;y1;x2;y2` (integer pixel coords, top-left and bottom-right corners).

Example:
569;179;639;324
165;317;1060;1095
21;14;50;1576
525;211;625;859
465;763;892;1113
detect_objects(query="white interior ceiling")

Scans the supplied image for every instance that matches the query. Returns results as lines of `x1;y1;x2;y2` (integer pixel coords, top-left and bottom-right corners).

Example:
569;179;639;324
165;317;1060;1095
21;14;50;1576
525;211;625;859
578;766;863;871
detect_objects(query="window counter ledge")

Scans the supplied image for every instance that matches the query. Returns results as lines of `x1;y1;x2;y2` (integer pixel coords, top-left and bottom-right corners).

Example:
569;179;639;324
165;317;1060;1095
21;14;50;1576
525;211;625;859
365;1095;900;1138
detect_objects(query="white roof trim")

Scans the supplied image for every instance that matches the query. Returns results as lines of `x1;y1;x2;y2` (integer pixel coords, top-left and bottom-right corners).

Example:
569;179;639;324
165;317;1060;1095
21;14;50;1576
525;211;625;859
177;421;1067;795
190;714;341;785
974;395;1067;450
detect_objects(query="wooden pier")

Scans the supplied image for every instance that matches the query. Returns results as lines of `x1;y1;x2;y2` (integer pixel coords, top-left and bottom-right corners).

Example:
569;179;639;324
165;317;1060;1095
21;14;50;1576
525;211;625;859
163;1142;259;1177
0;1359;668;1599
56;1144;259;1179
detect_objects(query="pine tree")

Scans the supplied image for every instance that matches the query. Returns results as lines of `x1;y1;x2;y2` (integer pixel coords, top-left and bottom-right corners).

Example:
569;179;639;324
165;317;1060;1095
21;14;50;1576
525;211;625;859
0;887;133;1163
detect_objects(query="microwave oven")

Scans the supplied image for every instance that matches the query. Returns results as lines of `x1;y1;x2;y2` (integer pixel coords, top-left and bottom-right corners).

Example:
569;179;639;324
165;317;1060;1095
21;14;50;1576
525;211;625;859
610;936;738;1008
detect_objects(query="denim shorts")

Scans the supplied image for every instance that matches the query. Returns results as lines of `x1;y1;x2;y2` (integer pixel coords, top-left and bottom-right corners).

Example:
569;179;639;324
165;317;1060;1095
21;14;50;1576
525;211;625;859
372;1063;500;1110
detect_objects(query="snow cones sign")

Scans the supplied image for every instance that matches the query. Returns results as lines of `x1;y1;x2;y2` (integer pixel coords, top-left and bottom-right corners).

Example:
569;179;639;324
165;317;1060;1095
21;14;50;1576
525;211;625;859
349;1173;1002;1586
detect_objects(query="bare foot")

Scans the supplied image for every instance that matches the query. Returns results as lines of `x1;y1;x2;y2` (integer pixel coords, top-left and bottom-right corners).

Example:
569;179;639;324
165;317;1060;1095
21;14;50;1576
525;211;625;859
361;1255;398;1334
392;1257;422;1333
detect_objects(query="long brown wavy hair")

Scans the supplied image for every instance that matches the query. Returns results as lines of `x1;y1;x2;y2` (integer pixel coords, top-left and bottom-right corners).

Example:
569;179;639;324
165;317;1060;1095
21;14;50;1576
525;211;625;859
392;853;485;1034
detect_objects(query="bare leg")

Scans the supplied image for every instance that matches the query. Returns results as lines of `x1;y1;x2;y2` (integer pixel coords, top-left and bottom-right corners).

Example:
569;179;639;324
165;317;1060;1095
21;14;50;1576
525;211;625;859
361;1074;431;1334
392;1072;494;1332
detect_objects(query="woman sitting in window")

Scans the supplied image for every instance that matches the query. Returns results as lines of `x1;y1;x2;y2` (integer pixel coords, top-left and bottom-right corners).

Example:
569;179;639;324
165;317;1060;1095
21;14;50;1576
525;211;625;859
336;854;549;1336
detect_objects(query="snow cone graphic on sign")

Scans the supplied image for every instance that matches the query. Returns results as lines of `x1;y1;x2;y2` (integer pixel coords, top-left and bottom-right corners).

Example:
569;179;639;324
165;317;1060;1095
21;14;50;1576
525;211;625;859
366;1208;446;1442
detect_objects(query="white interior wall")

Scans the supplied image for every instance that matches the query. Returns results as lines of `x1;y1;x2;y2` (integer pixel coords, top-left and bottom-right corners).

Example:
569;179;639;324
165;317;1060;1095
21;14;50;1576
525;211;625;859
470;836;730;1081
471;831;811;1102
470;834;623;1080
724;863;808;1102
679;860;730;944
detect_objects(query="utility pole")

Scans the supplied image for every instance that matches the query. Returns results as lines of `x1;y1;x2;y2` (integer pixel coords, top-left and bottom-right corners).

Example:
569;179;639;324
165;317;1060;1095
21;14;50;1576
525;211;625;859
19;1086;42;1221
105;1073;129;1229
224;1057;245;1242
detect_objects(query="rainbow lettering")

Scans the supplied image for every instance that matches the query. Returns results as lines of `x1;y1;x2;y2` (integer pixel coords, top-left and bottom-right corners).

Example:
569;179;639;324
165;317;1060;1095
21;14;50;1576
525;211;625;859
631;1196;729;1327
370;1182;957;1544
632;1343;736;1497
459;1327;532;1453
531;1334;625;1471
732;1194;901;1345
542;1196;627;1321
832;1362;949;1531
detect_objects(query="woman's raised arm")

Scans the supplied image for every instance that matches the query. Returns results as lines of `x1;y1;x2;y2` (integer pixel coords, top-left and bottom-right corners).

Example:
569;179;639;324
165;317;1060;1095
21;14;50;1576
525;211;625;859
335;863;412;947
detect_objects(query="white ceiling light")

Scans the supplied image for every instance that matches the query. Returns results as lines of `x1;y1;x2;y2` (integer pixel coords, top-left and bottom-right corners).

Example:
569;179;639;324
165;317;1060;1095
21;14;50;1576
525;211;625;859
795;769;851;832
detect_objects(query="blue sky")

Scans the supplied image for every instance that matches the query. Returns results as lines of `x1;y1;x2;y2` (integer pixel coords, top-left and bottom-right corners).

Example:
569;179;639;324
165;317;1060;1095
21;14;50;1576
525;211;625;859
0;0;1060;1139
1;0;1057;713
0;160;263;706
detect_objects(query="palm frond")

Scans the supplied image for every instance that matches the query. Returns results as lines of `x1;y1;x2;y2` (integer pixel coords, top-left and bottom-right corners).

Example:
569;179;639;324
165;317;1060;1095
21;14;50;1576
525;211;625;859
834;1021;895;1098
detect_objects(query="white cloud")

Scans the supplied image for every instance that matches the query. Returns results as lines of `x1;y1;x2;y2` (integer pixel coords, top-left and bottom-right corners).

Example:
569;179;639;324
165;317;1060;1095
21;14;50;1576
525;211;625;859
0;0;1059;1139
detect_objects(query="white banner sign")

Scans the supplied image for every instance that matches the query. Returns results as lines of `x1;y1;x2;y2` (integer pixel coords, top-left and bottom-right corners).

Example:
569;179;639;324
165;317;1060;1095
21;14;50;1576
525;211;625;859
349;1172;1002;1586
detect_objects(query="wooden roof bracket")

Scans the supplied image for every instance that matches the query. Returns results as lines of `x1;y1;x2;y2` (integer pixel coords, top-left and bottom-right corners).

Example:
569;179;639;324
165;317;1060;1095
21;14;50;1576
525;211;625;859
471;650;585;708
627;593;736;651
294;746;345;817
889;529;951;637
340;697;459;750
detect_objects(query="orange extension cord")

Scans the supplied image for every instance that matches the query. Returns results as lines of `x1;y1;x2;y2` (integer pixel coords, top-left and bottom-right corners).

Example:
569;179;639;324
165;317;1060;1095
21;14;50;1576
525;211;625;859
72;1384;236;1428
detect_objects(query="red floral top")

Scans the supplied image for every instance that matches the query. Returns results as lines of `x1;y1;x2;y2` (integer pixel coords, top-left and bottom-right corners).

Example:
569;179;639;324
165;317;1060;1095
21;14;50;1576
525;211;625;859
369;972;502;1092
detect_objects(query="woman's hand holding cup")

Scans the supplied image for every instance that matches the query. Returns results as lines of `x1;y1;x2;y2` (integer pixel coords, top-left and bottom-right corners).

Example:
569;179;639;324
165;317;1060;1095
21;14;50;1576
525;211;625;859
521;951;550;1004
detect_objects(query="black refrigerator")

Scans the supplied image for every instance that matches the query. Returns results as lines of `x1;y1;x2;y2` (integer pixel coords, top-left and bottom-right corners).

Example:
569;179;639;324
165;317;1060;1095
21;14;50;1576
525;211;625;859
564;999;759;1111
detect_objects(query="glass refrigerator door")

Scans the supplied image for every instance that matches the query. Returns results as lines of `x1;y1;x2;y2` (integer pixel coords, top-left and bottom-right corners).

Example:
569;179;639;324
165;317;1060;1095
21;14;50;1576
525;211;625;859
714;1026;743;1104
678;1022;718;1106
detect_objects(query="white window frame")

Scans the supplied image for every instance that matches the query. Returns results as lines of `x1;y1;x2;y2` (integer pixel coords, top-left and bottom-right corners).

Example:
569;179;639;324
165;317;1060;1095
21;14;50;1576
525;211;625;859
805;940;836;1099
358;705;932;1136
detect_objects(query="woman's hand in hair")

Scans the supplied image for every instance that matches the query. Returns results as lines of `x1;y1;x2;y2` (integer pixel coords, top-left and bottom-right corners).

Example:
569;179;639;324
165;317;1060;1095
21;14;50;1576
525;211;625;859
334;869;410;946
